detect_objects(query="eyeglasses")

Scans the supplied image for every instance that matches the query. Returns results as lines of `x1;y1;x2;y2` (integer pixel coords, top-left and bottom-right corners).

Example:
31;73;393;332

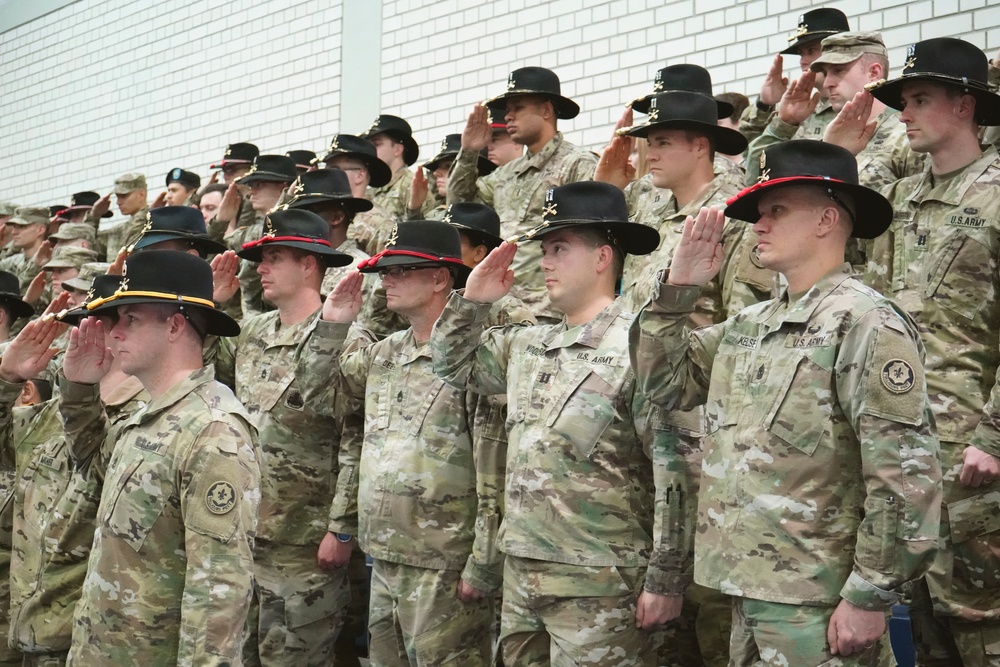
826;188;856;228
377;266;437;281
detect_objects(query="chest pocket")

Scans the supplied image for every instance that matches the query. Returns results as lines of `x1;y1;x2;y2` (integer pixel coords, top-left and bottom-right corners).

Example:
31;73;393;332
256;365;297;413
765;353;835;456
926;231;995;321
105;458;170;552
546;365;625;458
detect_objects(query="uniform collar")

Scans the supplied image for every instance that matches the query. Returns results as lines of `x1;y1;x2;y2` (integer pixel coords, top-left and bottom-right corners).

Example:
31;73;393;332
131;365;216;425
548;299;623;350
513;132;565;176
911;145;999;206
772;263;855;324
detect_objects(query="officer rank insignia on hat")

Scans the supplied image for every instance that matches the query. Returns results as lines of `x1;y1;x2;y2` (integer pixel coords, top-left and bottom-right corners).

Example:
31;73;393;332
507;72;516;90
758;152;770;183
881;359;915;393
442;207;453;224
225;147;233;157
542;189;557;219
206;481;237;514
792;16;808;40
386;223;399;247
904;44;916;70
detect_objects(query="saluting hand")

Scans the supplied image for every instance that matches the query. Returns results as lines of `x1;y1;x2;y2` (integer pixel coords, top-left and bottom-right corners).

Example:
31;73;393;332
23;270;48;305
210;251;240;304
668;206;726;287
824;91;877;156
217;183;242;225
759;54;789;106
595;108;635;191
151;191;168;209
31;240;53;269
64;316;114;385
408;167;429;211
90;193;112;220
464;241;516;304
323;270;364;323
461;103;492;152
0;293;70;383
777;72;820;127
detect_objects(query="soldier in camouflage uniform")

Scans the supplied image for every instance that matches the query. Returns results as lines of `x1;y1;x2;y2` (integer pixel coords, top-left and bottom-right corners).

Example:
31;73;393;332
48;222;96;251
865;38;1000;667
448;66;598;322
360;114;419;220
741;9;850;184
431;182;688;666
61;250;259;667
0;208;49;293
93;173;148;261
210;209;358;667
206;142;261;244
319;134;399;257
325;221;498;666
631;141;942;666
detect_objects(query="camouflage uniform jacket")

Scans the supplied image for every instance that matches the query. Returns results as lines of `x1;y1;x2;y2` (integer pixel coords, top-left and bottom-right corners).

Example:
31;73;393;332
1;377;146;653
737;100;774;147
224;216;269;319
0;383;22;663
447;132;598;319
620;171;775;319
431;295;688;595
216;311;348;546
333;326;503;592
97;207;149;261
0;250;42;293
630;264;942;609
323;238;407;339
367;166;414;221
854;109;926;191
65;366;260;666
744;102;835;184
351;202;399;257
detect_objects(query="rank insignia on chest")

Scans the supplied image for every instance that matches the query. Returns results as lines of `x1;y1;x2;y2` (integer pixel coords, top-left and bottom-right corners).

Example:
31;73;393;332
881;359;915;393
206;481;237;514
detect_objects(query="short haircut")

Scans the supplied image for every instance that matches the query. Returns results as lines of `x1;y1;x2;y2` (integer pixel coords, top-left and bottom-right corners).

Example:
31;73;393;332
201;183;228;198
858;52;889;78
566;226;625;280
716;92;749;125
28;378;52;402
681;129;716;161
460;228;501;252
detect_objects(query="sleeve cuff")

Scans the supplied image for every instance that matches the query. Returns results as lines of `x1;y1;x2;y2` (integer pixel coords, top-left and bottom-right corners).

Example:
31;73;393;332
839;570;900;611
0;377;25;403
461;555;504;593
970;422;1000;459
767;116;801;140
450;291;497;322
58;373;101;405
652;274;702;313
643;566;692;596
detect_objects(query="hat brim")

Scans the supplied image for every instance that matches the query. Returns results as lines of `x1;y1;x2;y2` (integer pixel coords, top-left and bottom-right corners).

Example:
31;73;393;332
424;152;498;177
450;223;504;249
88;296;240;337
869;74;1000;125
237;240;355;267
724;176;894;239
0;294;34;320
357;253;471;289
132;232;228;256
626;119;748;156
236;171;295;185
210;159;253;169
64;204;112;218
521;220;661;256
60;277;93;293
286;194;374;213
781;31;839;55
321;152;392;188
631;94;733;119
487;90;580;120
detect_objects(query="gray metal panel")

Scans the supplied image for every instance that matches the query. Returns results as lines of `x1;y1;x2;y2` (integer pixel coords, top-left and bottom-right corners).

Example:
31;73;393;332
0;0;79;34
340;0;383;135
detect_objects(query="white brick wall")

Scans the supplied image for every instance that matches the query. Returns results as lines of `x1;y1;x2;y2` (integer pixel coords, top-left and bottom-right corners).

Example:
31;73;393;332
1;0;996;213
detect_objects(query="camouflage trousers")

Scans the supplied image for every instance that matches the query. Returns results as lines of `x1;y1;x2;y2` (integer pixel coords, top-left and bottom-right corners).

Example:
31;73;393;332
910;577;1000;666
654;583;730;667
19;652;63;666
368;558;494;666
729;597;894;667
242;541;352;667
499;556;657;667
333;546;371;666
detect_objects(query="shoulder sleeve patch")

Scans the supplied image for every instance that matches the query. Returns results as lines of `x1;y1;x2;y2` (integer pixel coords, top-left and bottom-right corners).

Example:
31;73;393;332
864;325;925;426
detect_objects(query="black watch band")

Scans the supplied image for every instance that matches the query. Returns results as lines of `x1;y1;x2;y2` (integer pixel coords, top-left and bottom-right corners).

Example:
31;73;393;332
756;99;775;113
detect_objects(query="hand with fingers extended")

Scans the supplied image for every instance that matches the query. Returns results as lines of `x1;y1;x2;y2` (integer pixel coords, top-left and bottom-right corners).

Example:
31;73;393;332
23;271;49;305
778;72;820;127
0;297;70;383
461;103;492;152
90;193;112;220
667;206;726;287
759;54;789;106
409;168;429;211
151;191;167;209
464;241;517;304
210;251;240;304
217;183;242;225
323;270;364;323
63;317;114;385
32;241;53;269
824;91;877;156
596;109;635;191
107;248;128;276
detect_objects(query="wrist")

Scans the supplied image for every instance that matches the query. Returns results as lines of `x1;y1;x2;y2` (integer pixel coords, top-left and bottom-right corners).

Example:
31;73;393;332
756;98;775;113
0;368;24;384
335;533;353;543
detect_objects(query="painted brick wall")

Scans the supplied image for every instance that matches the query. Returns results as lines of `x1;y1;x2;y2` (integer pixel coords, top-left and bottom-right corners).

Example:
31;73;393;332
1;0;996;215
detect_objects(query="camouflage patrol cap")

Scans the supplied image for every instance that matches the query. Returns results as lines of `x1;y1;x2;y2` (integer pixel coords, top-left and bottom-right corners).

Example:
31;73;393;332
0;202;18;217
8;207;50;227
113;173;147;195
61;261;113;293
809;32;887;71
43;246;99;270
48;222;97;246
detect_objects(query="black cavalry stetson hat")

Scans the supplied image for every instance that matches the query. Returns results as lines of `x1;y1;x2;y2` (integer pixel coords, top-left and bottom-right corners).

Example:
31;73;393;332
58;274;122;326
441;203;503;248
238;209;354;267
63;191;113;218
131;206;227;256
423;135;498;176
165;168;201;190
725;140;893;239
85;250;241;337
868;38;1000;126
0;270;34;321
236;155;298;185
320;134;393;188
360;115;420;166
623;91;748;156
487;67;580;120
357;220;471;288
781;8;849;55
285;150;317;173
631;64;732;118
211;142;259;169
519;182;660;256
286;169;374;214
